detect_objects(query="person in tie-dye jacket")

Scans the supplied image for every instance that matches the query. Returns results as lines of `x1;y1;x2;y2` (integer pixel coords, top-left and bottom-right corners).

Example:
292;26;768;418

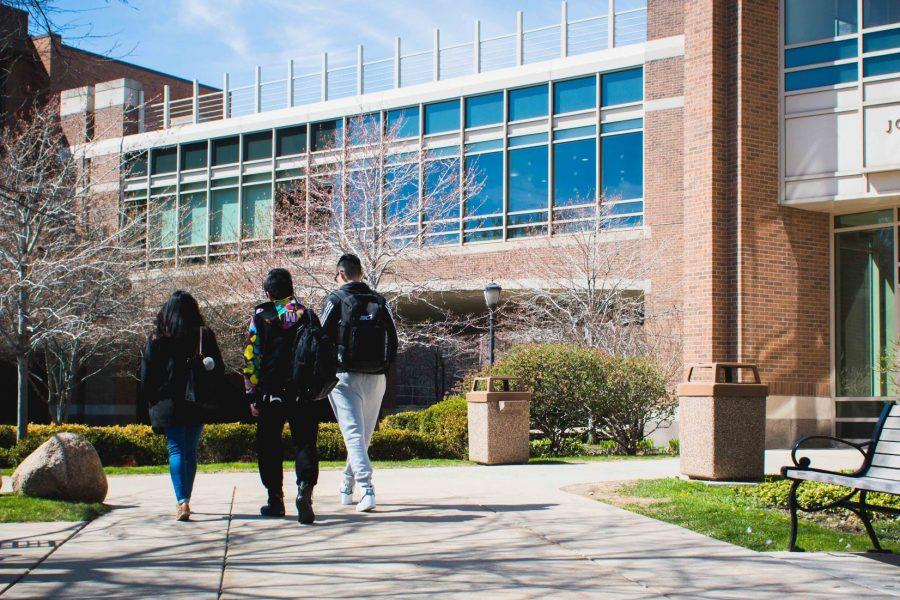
244;268;320;524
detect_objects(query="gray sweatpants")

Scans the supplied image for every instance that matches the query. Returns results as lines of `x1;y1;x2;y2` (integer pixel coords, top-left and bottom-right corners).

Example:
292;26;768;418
328;372;386;490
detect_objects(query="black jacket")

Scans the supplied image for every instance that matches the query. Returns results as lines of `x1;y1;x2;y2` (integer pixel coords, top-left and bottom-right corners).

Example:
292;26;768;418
139;327;225;429
321;282;398;375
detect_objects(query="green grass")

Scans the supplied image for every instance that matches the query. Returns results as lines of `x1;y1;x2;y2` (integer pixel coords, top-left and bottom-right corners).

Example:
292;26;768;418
595;478;899;553
0;494;109;523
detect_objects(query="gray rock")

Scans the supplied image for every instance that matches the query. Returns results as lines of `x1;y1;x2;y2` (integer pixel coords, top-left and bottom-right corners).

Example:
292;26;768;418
11;433;108;503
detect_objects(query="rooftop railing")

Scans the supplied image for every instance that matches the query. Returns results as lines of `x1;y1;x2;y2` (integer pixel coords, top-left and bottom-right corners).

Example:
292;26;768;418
143;1;647;133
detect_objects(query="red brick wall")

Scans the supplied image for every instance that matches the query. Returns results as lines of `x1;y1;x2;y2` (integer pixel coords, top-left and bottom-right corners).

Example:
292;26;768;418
648;0;685;40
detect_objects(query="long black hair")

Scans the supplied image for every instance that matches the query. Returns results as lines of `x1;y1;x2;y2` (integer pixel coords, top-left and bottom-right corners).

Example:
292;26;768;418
153;290;205;340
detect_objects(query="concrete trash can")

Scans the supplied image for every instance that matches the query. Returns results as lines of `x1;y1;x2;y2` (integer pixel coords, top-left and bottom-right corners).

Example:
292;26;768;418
678;363;768;481
467;376;531;465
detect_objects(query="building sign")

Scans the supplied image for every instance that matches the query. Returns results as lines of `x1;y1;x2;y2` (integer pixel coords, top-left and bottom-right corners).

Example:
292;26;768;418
865;103;900;170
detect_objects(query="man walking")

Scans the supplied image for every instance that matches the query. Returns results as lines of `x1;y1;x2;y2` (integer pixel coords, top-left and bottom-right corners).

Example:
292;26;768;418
244;268;320;524
322;254;398;512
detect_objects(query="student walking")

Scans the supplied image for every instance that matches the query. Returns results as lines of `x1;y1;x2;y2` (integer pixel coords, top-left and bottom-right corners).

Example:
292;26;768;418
244;268;323;524
322;254;398;512
140;291;225;521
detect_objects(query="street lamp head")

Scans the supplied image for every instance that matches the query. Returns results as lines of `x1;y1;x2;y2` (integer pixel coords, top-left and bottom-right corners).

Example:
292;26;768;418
483;282;502;308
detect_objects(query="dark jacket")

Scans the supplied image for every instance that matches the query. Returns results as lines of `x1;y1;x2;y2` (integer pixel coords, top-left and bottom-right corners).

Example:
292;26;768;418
321;281;398;375
139;327;225;430
243;298;308;397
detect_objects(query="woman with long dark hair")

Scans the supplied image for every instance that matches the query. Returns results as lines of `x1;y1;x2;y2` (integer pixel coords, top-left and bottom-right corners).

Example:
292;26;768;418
139;291;224;521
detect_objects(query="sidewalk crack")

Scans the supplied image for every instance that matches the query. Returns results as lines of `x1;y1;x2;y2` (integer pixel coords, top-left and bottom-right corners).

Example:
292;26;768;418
217;485;236;600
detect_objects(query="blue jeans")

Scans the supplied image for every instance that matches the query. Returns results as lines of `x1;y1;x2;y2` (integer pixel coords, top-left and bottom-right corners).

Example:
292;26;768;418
165;424;203;504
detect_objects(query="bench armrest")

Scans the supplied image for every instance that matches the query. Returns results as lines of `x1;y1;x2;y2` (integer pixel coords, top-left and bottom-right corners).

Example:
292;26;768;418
784;435;870;477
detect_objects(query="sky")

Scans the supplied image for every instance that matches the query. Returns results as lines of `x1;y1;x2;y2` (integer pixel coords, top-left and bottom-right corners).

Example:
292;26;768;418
41;0;610;87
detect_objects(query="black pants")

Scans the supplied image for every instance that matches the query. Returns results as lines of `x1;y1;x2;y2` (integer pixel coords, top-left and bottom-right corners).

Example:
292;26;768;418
256;399;320;497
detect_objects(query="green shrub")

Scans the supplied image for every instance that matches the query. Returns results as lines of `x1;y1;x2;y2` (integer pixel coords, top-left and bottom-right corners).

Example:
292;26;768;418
200;423;256;463
741;476;900;520
381;397;468;459
530;437;585;458
668;438;680;456
586;440;620;456
0;426;16;449
317;422;347;461
369;428;449;460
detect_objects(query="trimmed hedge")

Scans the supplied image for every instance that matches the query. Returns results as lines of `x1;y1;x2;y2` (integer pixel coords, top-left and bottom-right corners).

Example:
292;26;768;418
381;397;468;459
742;476;900;519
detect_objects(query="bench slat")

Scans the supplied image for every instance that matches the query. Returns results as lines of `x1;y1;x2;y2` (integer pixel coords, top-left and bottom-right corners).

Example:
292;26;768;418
881;429;900;442
871;453;900;469
784;468;900;494
874;440;900;455
866;466;900;482
884;416;900;430
891;404;900;418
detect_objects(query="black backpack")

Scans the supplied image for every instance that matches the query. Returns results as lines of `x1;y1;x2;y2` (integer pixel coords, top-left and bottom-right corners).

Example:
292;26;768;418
334;289;392;373
291;309;338;403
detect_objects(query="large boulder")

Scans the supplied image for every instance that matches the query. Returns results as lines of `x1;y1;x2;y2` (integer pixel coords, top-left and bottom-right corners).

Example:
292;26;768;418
11;433;108;503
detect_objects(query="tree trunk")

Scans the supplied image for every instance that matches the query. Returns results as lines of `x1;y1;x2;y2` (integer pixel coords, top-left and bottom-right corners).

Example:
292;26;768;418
16;353;28;441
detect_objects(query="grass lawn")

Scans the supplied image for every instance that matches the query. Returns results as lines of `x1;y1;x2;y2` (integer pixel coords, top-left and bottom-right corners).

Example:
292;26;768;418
100;453;673;476
592;478;899;553
0;494;109;523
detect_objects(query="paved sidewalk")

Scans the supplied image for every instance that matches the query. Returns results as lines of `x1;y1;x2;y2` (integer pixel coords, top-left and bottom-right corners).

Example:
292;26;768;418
0;450;896;598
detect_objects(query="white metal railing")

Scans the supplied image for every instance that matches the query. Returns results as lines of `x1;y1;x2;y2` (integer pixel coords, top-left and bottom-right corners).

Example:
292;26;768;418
144;1;647;132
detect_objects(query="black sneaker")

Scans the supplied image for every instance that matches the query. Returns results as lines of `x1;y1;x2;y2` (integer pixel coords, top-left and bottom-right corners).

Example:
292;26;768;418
297;482;315;525
260;495;285;517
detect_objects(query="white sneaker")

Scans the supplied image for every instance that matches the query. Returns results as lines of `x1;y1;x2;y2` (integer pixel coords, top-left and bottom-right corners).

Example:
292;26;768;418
340;485;354;506
356;488;376;513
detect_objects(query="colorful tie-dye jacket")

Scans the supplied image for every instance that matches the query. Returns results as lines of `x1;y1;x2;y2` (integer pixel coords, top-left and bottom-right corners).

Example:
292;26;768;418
243;297;304;396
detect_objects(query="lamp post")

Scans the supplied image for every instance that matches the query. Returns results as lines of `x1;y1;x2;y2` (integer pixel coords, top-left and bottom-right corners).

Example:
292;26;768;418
483;282;502;365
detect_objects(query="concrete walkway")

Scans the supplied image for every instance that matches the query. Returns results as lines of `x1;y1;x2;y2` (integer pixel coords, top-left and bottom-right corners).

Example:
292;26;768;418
0;450;897;598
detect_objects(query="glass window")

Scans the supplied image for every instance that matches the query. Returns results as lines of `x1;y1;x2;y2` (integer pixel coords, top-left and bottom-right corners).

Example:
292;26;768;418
465;152;503;216
554;76;597;114
785;0;856;45
508;85;548;121
180;142;207;171
243;131;272;162
784;63;857;91
864;53;900;77
785;39;857;68
865;28;900;53
276;126;307;156
347;113;381;146
424;159;461;221
465;92;503;128
601;68;643;106
311;120;343;151
179;192;207;247
508;145;548;212
212;137;239;166
242;184;272;239
554;139;596;207
124;151;148;178
835;210;894;228
424;100;460;134
149;197;176;248
151;146;177;175
864;0;900;28
465;139;503;153
508;133;549;148
601;132;643;200
601;118;643;134
384;166;419;234
210;188;239;242
835;227;895;396
386;106;420;139
555;125;597;140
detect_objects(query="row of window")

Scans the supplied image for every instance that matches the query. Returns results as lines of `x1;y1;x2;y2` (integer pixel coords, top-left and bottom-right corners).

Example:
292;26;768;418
126;68;644;177
128;126;644;251
785;0;900;45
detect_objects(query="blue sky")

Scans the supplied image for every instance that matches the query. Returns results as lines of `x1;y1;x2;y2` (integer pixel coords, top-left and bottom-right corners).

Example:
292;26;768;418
43;1;609;86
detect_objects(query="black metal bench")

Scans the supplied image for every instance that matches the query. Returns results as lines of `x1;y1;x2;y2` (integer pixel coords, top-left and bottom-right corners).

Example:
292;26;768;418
782;400;899;552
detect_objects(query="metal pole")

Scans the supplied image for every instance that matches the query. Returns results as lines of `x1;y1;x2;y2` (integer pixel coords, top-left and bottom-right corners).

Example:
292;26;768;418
254;65;261;113
394;37;401;88
516;11;524;66
357;45;364;95
222;72;230;119
321;52;328;101
192;79;199;124
561;1;568;58
489;308;496;366
162;84;170;128
473;19;481;74
433;28;440;81
287;59;294;107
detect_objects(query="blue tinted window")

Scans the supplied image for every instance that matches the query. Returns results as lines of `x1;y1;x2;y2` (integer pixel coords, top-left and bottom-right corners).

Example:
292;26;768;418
180;142;207;171
555;125;597;140
865;0;900;28
785;63;857;91
276;126;307;156
554;139;596;207
465;139;503;153
151;146;177;174
554;77;596;114
508;145;548;212
424;100;460;134
607;200;643;216
212;137;238;165
465;93;503;128
602;132;642;200
465;152;503;216
386;107;420;139
348;113;381;145
785;39;856;68
601;68;643;106
385;167;419;229
785;0;856;44
864;53;900;77
311;120;343;151
424;159;460;220
864;28;900;53
508;85;549;121
508;133;549;148
601;118;643;134
243;131;272;161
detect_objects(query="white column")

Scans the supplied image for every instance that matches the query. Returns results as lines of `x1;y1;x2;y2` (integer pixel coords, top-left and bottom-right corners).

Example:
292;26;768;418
287;59;294;107
516;11;524;66
357;45;364;95
560;1;568;58
162;84;170;129
473;19;481;74
254;65;261;113
394;37;401;88
433;28;440;81
138;89;145;133
192;79;199;124
321;52;328;101
222;72;230;119
609;0;616;49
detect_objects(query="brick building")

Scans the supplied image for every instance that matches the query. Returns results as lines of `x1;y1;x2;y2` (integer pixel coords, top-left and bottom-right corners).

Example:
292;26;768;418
53;0;900;445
